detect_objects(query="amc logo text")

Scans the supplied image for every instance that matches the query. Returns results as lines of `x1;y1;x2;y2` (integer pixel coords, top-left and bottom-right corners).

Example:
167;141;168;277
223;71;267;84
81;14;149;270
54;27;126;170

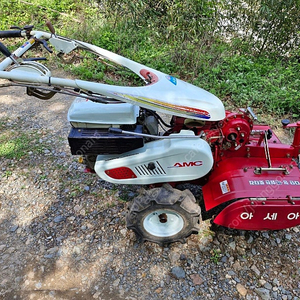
173;161;203;168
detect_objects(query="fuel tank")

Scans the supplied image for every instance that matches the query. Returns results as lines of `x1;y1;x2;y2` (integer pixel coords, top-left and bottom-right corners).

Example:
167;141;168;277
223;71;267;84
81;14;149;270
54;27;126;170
67;97;139;128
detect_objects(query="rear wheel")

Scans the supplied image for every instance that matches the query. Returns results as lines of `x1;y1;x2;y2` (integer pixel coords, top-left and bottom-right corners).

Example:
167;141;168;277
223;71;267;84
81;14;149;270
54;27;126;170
126;184;201;246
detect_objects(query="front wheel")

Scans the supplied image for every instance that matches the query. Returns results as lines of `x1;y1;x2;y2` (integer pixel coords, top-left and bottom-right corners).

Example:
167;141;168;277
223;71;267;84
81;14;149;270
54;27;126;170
126;184;201;246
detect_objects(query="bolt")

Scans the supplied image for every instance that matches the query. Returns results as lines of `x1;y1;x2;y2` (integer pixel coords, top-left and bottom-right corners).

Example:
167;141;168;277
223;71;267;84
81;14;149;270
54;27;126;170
159;213;167;223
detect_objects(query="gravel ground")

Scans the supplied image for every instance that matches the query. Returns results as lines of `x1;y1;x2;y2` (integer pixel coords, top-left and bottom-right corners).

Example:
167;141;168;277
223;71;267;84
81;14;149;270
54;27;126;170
0;79;300;300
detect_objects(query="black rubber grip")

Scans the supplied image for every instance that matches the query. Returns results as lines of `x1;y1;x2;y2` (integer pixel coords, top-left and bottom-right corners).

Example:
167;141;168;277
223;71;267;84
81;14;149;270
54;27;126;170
0;30;22;38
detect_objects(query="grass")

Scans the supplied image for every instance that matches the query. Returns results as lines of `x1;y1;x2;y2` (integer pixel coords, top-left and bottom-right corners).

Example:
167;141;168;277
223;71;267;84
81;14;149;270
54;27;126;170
0;119;49;160
0;132;32;159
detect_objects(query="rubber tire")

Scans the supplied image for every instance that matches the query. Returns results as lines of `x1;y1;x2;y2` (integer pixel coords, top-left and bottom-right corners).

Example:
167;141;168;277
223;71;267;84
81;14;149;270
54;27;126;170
126;184;201;246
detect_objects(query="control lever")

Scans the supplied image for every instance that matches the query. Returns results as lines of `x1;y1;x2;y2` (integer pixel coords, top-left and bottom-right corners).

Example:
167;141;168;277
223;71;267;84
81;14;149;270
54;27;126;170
0;41;19;64
246;107;258;121
46;21;56;35
0;41;11;57
40;39;53;53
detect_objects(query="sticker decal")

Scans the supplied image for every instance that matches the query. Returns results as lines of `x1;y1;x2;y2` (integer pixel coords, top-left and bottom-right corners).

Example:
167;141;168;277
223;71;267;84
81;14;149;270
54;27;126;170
220;180;230;194
113;92;211;119
166;75;177;85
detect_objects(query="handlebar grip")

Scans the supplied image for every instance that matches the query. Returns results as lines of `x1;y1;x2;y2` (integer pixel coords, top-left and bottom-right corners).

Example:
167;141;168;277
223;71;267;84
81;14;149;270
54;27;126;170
0;30;22;38
0;41;11;57
46;21;55;35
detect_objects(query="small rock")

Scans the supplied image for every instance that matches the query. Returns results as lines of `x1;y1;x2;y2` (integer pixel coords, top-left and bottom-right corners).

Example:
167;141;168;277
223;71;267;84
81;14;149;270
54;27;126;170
236;283;247;297
255;288;271;300
112;279;120;287
190;274;203;285
9;225;19;232
264;282;272;290
292;227;299;233
259;279;267;286
232;261;242;271
228;241;236;250
169;252;180;264
247;236;254;243
171;266;186;279
35;282;42;289
262;232;269;238
221;256;228;263
44;253;55;259
180;254;187;260
0;244;6;251
285;233;292;240
93;292;101;299
120;228;127;237
251;264;260;276
47;246;58;254
53;216;65;223
84;186;90;191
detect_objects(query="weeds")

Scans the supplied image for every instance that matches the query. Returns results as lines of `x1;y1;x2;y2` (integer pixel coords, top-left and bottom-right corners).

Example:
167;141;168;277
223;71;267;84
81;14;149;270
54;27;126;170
210;249;221;264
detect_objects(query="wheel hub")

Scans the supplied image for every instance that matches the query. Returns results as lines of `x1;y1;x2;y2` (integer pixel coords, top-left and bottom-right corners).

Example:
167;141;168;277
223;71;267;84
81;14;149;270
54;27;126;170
143;209;184;237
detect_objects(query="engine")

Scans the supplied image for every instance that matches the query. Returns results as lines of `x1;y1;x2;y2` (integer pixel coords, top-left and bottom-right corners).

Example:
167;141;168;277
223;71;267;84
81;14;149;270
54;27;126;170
67;98;253;184
67;97;215;184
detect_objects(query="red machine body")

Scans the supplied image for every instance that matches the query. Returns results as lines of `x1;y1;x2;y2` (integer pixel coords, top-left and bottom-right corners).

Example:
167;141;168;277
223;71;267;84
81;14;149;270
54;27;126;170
170;111;300;231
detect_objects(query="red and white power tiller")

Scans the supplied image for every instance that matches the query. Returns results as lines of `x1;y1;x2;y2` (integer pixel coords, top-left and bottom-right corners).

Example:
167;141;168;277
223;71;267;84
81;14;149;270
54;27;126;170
0;22;299;245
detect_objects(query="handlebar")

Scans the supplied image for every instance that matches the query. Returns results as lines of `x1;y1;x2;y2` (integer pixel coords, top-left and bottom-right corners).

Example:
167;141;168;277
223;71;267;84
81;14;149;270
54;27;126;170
0;30;23;38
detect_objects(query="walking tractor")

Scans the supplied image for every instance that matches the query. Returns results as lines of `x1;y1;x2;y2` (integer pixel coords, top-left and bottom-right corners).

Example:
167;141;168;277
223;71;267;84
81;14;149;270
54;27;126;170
1;22;300;245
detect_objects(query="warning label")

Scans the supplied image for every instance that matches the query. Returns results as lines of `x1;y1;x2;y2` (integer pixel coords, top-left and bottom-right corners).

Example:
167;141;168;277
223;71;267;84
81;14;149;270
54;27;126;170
220;180;230;194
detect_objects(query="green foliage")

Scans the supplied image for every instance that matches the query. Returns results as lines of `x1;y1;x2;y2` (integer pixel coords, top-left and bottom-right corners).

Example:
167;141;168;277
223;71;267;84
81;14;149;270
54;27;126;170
220;0;300;56
1;0;300;116
193;55;300;116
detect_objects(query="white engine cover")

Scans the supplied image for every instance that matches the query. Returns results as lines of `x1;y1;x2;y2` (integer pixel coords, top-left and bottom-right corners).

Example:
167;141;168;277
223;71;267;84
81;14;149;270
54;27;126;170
94;130;213;184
